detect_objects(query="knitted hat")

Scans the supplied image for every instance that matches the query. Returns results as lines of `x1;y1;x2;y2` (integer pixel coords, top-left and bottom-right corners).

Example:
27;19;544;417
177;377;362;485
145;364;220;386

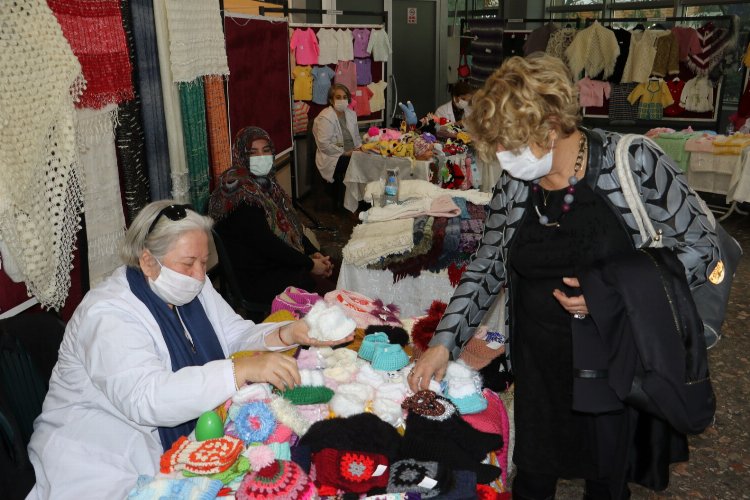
478;354;514;393
324;290;402;329
160;435;244;475
313;448;390;494
358;332;390;361
371;344;410;371
236;460;316;500
461;389;510;488
387;459;453;498
476;483;512;499
459;328;505;370
271;286;322;318
304;301;357;342
300;413;402;461
400;391;501;484
365;325;410;347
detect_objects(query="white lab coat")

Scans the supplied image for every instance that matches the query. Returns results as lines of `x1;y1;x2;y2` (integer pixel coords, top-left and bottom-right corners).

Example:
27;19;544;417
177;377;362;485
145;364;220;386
435;101;457;123
313;106;362;183
26;266;289;500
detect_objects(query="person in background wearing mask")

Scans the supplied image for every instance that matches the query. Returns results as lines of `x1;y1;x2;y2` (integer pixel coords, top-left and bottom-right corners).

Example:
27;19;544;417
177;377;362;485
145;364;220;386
434;80;475;125
208;127;335;311
312;83;362;188
26;200;353;499
409;54;721;499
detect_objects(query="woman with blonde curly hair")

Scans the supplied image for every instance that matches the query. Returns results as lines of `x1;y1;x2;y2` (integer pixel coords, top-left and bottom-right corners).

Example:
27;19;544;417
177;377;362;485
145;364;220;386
409;53;722;499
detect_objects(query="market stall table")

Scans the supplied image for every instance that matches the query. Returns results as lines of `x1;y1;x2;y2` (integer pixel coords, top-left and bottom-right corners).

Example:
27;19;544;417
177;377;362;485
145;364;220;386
343;151;432;212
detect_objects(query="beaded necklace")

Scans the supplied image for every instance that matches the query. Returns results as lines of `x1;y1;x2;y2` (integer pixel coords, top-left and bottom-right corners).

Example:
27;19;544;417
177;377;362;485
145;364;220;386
531;134;588;228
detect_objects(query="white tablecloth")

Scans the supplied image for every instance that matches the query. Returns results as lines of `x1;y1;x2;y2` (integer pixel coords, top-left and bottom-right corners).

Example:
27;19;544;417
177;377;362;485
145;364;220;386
727;146;750;203
337;262;505;328
343;152;431;212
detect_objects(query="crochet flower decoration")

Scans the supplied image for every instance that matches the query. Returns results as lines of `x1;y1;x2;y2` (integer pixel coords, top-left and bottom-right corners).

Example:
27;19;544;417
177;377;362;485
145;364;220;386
233;401;277;444
401;390;456;420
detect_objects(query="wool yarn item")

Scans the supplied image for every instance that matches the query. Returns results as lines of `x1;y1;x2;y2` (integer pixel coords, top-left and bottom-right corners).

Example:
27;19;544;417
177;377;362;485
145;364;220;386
272;286;323;317
365;325;410;347
461;389;511;488
436;470;478;500
282;385;335;405
314;448;390;494
371;344;411;371
231;401;277;444
324;290;403;328
300;413;402;461
127;475;223;500
204;75;232;179
387;459;453;498
236;460;316;500
304;301;357;341
160;435;244;475
183;455;251;485
459;329;505;370
48;0;134;108
358;332;390;361
178;78;211;213
410;301;448;354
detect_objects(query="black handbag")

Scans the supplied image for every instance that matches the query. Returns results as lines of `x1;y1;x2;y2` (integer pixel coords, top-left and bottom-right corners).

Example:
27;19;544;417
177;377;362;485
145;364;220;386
615;134;742;348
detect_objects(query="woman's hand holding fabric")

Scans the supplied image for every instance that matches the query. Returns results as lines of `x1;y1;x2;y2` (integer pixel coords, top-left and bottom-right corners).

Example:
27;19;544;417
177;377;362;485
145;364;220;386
408;345;450;392
234;353;301;390
553;276;589;318
280;319;354;348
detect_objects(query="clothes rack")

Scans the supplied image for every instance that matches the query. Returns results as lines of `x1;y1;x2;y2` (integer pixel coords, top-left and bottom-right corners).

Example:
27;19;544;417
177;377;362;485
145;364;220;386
584;15;735;26
259;6;388;24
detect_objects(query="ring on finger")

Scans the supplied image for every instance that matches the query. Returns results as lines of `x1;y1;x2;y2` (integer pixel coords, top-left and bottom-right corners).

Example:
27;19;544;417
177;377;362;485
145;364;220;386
572;311;587;320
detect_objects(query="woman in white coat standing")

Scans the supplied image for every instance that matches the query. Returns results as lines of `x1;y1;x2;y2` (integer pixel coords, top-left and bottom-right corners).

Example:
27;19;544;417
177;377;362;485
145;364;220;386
313;83;362;186
26;200;351;499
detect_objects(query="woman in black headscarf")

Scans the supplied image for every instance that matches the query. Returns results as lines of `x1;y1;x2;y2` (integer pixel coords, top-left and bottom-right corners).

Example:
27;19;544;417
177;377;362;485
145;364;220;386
208;127;334;307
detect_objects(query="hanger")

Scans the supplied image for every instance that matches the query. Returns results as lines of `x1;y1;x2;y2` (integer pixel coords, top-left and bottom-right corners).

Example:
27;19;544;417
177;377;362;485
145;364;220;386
649;23;667;30
633;23;645;31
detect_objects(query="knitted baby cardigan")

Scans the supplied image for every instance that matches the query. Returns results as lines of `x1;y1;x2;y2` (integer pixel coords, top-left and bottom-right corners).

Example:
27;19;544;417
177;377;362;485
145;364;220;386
0;0;85;309
565;21;620;80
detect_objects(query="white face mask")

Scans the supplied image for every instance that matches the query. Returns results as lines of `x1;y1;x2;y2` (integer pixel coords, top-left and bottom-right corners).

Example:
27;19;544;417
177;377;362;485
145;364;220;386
148;257;204;306
496;142;554;181
248;155;274;177
333;100;348;112
455;99;469;110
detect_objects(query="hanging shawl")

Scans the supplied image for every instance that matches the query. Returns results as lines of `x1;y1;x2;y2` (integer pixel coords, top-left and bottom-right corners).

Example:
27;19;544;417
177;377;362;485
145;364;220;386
126;267;225;451
47;0;134;109
208;127;307;253
686;17;739;77
0;0;85;309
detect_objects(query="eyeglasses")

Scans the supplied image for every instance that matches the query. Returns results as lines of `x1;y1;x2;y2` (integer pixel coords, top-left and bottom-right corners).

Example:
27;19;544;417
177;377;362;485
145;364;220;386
147;204;191;235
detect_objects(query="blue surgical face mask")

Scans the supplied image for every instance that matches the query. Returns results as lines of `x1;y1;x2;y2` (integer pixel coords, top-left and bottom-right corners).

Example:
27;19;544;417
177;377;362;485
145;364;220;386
248;155;274;177
496;141;554;181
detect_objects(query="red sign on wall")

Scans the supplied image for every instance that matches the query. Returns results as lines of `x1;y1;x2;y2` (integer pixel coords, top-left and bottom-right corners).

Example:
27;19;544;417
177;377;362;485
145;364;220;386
407;7;417;24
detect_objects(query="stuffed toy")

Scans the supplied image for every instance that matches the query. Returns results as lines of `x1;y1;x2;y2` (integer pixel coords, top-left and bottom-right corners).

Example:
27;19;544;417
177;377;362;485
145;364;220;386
421;133;437;143
380;128;402;141
456;131;472;144
379;139;399;157
363;126;381;144
441;160;466;190
361;141;381;154
412;136;434;161
392;141;414;158
398;101;418;127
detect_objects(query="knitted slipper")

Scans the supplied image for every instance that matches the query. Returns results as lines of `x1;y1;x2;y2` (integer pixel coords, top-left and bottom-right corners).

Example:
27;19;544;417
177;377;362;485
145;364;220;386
160;435;244;474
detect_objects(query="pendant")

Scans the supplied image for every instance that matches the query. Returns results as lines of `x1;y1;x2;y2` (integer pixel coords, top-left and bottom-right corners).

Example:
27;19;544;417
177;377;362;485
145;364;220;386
535;206;560;228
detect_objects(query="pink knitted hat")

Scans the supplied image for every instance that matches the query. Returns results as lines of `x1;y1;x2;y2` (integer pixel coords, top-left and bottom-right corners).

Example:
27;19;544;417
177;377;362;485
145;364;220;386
271;287;322;317
461;389;510;487
237;459;316;499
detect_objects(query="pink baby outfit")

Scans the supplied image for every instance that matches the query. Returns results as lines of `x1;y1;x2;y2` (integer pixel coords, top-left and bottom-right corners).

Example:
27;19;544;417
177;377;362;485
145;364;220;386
334;60;357;94
290;28;319;65
576;77;611;108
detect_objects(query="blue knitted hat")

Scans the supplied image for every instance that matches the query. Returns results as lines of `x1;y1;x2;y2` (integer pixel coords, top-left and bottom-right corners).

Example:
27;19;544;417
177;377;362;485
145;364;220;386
358;332;390;361
371;344;410;371
448;392;488;415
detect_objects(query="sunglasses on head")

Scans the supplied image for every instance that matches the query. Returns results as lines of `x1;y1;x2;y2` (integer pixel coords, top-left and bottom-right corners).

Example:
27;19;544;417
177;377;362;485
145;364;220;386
147;204;192;235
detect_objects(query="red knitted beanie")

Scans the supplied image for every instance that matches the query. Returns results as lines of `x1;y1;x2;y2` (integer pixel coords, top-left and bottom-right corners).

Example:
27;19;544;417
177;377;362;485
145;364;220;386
313;448;389;494
236;459;316;499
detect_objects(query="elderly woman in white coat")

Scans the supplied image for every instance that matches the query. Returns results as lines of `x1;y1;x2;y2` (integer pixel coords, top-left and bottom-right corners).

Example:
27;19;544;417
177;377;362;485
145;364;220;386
313;83;362;185
26;200;351;500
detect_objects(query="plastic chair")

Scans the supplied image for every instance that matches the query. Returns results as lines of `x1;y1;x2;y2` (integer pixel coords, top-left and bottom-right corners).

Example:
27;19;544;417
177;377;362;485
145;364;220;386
210;228;270;322
0;311;65;499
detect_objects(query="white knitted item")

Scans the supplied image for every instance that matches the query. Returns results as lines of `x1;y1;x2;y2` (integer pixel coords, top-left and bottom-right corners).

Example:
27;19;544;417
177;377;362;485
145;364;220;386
343;219;414;267
564;21;620;80
233;383;273;404
0;0;85;309
76;105;126;287
268;395;311;436
304;301;357;341
363;179;492;206
165;0;229;83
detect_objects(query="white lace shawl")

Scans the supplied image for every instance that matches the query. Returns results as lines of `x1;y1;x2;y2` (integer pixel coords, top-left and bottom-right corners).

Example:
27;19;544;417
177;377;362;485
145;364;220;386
565;21;620;80
0;0;85;309
343;219;415;267
165;0;229;83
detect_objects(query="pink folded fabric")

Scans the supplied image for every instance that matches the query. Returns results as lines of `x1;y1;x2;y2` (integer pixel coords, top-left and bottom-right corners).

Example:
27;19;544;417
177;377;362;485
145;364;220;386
271;286;322;317
426;195;461;218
